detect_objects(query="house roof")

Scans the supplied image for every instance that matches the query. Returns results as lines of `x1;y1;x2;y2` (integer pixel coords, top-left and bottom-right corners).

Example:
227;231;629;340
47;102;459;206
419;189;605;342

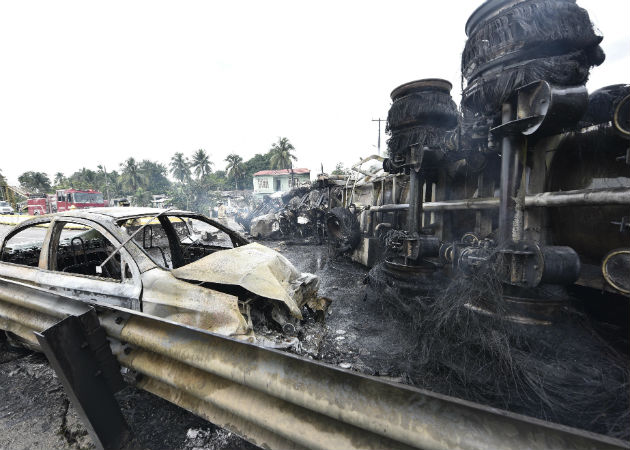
253;168;310;176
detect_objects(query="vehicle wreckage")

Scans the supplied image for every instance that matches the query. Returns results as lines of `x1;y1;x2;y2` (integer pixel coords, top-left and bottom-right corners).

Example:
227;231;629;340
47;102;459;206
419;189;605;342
1;0;629;449
0;208;326;348
238;0;630;442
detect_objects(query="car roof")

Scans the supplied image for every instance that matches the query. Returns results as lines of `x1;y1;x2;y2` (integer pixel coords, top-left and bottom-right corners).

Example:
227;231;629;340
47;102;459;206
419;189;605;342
75;207;169;218
54;207;194;220
43;206;194;221
1;208;213;241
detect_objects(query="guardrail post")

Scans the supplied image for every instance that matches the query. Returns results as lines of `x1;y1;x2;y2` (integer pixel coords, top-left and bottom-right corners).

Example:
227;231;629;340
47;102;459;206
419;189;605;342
35;309;132;450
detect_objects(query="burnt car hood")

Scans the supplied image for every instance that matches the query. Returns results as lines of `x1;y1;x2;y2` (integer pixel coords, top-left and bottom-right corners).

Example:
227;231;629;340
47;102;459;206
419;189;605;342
171;243;318;319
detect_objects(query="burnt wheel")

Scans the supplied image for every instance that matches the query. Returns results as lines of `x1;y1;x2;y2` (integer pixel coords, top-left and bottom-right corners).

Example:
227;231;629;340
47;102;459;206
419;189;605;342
326;207;360;254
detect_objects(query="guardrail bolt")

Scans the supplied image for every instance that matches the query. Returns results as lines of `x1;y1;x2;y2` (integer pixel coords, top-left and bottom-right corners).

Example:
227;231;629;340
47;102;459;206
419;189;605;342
115;316;124;325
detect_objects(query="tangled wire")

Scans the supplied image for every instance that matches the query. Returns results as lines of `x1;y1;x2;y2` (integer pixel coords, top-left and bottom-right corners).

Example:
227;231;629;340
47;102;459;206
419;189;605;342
364;257;630;439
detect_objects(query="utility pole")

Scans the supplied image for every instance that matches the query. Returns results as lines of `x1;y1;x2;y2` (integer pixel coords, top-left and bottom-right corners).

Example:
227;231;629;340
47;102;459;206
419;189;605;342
102;165;111;205
372;118;385;156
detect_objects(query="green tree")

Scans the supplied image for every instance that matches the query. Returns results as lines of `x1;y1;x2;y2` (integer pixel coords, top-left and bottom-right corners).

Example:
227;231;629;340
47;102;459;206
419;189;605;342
190;149;213;179
225;154;245;189
139;160;171;193
103;169;123;198
95;165;112;200
331;162;349;175
120;158;146;194
18;171;52;193
240;152;273;189
54;172;66;186
134;187;152;207
170;152;191;183
78;168;98;189
269;137;297;170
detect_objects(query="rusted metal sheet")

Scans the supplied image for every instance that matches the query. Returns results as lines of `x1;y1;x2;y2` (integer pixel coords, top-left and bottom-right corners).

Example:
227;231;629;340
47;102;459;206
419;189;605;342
0;279;627;450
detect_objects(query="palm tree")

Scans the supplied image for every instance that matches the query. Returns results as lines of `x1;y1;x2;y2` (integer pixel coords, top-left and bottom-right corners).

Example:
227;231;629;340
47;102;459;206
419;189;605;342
170;152;191;183
269;137;297;170
190;149;213;179
120;158;145;193
225;154;245;190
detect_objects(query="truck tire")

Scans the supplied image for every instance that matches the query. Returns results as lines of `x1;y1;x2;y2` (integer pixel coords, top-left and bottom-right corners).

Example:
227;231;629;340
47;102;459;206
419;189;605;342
581;84;630;126
326;207;360;254
462;0;603;80
387;90;459;132
461;0;605;114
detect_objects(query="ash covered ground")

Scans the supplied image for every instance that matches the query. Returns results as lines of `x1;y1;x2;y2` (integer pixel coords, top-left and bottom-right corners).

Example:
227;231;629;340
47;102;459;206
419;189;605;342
0;341;260;450
273;242;414;380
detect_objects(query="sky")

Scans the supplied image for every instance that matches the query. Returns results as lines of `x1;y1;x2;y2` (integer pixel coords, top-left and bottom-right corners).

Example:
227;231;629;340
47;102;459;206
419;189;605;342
0;0;628;185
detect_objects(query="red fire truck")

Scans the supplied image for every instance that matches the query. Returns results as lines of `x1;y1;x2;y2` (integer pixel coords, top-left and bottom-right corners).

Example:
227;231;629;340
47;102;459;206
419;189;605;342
27;189;107;215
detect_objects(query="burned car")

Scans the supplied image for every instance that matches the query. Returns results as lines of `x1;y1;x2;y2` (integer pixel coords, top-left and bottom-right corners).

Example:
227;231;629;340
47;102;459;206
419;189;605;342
0;208;324;347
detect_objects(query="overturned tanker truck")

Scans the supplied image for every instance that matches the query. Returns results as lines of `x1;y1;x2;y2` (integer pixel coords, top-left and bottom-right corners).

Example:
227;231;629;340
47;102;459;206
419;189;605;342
328;0;630;441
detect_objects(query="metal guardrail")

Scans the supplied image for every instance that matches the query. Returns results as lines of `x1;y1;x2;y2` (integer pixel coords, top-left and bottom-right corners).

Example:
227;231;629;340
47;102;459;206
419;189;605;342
0;276;628;450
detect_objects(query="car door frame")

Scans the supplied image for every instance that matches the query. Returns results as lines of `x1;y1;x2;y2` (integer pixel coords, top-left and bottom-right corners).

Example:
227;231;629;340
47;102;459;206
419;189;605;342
0;216;55;285
36;216;143;311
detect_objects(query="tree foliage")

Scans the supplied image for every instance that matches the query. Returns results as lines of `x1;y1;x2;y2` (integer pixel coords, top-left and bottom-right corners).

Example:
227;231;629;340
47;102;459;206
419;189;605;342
120;158;147;193
241;152;272;189
190;149;213;179
18;171;52;193
170;152;191;183
12;137;302;213
139;160;170;193
269;137;297;170
331;162;350;175
225;154;245;190
53;172;66;187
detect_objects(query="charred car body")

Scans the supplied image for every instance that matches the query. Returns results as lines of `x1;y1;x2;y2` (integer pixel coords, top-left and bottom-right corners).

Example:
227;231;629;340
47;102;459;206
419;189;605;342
240;181;347;242
0;208;324;348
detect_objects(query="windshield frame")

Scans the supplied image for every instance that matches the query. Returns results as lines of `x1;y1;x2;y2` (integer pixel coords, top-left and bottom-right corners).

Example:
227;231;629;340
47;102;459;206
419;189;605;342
114;212;249;270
